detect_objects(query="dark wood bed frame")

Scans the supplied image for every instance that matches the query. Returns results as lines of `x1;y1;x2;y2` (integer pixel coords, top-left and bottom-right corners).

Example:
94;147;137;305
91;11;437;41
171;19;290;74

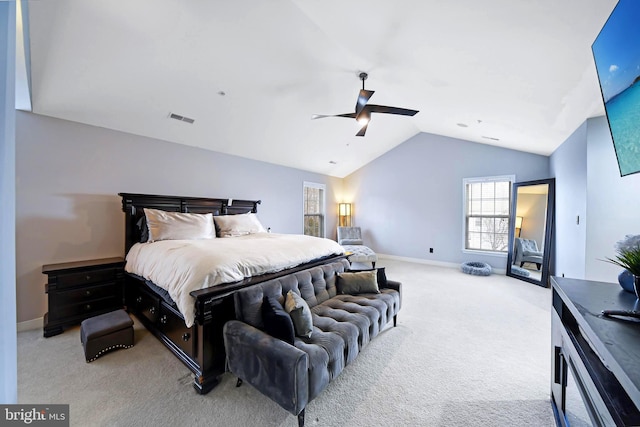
120;193;345;394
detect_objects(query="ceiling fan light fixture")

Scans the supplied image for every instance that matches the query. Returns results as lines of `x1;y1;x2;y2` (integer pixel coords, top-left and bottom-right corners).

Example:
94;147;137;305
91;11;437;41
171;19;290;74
312;72;418;137
357;116;370;126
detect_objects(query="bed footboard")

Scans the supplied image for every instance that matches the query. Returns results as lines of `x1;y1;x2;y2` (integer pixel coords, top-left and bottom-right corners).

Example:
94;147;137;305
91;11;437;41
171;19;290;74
125;274;235;394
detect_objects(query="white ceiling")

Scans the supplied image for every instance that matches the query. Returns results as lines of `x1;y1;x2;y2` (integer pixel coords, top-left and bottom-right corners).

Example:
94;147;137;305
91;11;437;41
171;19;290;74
26;0;616;178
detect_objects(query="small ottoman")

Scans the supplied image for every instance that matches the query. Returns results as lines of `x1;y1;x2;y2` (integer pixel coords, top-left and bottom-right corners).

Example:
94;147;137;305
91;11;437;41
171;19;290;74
80;309;134;362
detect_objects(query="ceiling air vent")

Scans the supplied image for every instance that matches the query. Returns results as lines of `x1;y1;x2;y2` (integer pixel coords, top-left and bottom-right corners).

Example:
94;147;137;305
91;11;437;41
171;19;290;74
169;113;195;124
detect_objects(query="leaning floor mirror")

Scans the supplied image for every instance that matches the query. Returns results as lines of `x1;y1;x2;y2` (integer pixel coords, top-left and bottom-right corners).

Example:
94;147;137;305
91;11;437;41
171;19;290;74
506;178;555;287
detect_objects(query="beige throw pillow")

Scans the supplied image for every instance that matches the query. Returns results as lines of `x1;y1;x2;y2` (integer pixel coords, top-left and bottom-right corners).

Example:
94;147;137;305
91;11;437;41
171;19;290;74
337;270;380;294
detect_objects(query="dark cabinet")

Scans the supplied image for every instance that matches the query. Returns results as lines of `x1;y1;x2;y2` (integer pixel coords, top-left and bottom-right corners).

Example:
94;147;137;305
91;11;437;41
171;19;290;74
551;277;640;426
43;257;125;337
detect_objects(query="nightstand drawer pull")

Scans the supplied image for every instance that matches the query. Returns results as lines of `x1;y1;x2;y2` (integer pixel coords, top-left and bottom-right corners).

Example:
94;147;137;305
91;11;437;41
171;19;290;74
86;275;91;281
160;315;167;324
136;296;142;303
85;304;91;311
85;290;91;297
149;306;156;315
182;333;191;342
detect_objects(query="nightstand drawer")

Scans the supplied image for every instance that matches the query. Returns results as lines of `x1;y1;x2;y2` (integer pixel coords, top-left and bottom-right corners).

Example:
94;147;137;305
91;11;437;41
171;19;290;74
56;269;118;289
52;297;120;321
55;282;119;305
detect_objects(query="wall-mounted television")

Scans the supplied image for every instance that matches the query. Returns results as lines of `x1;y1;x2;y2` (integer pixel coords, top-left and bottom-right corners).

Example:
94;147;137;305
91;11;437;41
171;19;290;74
591;0;640;177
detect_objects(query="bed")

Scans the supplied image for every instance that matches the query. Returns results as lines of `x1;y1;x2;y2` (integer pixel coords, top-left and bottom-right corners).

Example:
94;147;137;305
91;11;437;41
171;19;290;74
119;193;346;394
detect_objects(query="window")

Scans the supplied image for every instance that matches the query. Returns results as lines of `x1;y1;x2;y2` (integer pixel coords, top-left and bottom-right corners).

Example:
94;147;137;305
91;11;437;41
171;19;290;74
303;182;325;238
463;176;514;253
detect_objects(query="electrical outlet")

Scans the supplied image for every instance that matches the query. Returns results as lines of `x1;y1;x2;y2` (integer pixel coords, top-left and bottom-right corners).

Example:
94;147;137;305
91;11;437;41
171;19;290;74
429;248;434;253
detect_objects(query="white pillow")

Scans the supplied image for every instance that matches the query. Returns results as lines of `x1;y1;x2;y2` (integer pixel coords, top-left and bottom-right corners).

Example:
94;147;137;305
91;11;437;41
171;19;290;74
144;208;215;242
214;213;267;237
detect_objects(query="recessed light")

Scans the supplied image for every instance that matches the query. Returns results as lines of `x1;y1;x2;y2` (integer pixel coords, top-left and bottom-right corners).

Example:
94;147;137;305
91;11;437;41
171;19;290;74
329;160;337;164
218;91;226;96
456;123;468;128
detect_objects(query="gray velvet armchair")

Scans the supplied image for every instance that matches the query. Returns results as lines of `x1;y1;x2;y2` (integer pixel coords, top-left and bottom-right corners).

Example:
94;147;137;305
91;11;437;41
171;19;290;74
514;238;543;270
337;226;363;245
336;226;377;268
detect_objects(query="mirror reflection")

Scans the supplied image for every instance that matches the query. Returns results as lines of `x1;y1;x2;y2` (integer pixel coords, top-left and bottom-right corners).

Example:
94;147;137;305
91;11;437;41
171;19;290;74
507;179;555;287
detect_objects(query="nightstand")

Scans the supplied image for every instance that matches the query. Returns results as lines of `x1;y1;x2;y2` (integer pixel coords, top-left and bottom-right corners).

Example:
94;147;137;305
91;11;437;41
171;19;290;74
43;257;125;337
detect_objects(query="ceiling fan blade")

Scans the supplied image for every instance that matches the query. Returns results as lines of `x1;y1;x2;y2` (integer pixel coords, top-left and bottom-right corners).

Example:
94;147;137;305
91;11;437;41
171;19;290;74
355;90;375;116
366;104;419;116
355;122;368;137
311;113;356;120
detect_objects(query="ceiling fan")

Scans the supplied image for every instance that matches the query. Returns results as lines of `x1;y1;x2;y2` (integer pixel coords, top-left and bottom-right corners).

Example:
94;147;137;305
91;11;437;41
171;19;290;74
312;72;419;137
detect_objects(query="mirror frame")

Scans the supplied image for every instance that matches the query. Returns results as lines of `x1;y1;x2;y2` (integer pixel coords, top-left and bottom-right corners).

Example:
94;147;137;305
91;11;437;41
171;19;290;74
506;178;555;287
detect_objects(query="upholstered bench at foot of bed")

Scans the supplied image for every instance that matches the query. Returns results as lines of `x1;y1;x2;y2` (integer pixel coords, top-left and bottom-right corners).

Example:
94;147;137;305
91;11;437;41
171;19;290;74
80;309;134;362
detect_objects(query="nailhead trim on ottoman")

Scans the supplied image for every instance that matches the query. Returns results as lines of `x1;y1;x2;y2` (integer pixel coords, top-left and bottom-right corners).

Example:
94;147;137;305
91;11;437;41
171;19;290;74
80;309;134;362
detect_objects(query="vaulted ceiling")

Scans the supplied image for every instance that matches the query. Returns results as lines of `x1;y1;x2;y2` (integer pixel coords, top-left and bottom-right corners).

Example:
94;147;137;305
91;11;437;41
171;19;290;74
25;0;616;177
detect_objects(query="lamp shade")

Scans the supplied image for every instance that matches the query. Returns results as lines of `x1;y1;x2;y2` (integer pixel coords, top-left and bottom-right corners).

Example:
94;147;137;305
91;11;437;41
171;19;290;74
338;203;352;226
515;216;523;229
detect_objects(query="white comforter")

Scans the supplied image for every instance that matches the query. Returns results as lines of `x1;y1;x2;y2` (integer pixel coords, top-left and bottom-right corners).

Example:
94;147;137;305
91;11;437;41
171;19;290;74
125;233;344;327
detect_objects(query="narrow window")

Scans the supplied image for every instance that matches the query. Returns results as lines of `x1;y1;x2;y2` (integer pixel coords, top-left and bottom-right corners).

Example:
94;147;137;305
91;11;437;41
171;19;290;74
463;176;514;253
303;182;325;237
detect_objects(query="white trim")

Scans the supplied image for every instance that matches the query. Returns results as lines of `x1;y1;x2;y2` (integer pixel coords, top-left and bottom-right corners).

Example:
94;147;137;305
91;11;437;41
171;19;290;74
377;253;506;275
461;249;508;258
17;317;42;332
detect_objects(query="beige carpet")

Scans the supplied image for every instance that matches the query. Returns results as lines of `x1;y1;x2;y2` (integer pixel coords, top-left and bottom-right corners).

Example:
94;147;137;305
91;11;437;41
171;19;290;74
18;259;555;426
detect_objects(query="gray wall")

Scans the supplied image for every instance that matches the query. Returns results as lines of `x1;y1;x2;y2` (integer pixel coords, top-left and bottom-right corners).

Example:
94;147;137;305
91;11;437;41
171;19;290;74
15;112;343;323
1;1;17;404
585;116;640;281
551;116;640;282
549;122;587;279
343;132;550;270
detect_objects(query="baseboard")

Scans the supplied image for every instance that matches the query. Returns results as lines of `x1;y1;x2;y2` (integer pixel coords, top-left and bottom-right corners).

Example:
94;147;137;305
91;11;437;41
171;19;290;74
377;253;506;275
17;317;42;332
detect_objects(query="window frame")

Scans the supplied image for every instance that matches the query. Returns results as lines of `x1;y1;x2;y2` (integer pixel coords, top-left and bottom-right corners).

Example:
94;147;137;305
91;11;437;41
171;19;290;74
302;181;326;238
462;175;515;256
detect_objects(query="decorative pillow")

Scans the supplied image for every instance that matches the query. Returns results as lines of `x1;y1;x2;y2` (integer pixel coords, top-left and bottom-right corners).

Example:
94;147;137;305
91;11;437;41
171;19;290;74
262;296;295;345
143;208;215;242
284;290;313;338
337;270;380;294
376;267;388;288
136;216;149;243
214;213;267;237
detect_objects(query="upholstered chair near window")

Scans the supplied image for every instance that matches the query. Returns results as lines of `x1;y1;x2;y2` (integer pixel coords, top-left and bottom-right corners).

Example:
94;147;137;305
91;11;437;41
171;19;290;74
337;227;363;245
337;226;377;268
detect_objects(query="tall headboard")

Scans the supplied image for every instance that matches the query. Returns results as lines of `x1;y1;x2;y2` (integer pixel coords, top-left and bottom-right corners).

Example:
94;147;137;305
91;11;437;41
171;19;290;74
119;193;261;255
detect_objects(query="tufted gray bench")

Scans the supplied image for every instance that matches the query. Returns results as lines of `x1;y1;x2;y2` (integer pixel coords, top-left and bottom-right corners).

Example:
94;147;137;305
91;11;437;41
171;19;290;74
223;259;401;427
